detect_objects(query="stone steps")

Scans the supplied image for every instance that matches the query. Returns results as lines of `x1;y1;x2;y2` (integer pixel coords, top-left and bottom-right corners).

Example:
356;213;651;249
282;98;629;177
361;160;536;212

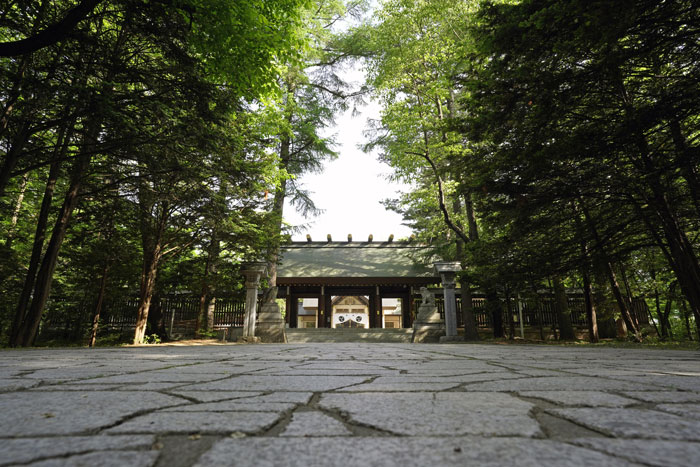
285;328;413;343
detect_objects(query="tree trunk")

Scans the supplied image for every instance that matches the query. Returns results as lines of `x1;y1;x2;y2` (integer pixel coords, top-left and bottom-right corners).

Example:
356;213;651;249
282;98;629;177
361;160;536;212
485;288;504;338
681;302;693;341
651;268;668;339
663;283;676;340
506;288;515;340
267;127;291;286
618;262;640;330
89;262;109;347
464;191;479;241
628;114;700;340
460;279;480;340
4;172;29;248
582;269;599;343
134;248;161;344
669;118;700;220
579;199;642;342
196;233;220;335
9;159;61;346
553;275;575;340
15;127;95;347
0;121;32;198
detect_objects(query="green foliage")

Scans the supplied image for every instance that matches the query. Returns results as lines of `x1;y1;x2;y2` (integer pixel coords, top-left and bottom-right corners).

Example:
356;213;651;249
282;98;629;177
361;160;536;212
142;334;161;345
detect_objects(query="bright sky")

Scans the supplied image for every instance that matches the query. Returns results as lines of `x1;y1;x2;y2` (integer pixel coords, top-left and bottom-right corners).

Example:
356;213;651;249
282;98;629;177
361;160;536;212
283;68;414;242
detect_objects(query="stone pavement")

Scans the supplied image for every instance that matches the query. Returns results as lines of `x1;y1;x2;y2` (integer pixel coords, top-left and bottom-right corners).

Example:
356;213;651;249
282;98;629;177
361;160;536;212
1;343;700;466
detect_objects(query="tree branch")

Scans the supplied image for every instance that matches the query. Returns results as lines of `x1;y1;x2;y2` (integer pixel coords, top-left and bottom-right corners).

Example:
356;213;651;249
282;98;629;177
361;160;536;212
0;0;102;57
414;150;471;244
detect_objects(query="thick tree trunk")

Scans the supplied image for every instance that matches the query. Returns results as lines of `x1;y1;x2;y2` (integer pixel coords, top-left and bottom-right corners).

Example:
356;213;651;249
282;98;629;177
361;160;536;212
9;160;61;346
553;275;575;340
464;191;479;242
134;249;161;344
485;288;504;338
460;279;480;340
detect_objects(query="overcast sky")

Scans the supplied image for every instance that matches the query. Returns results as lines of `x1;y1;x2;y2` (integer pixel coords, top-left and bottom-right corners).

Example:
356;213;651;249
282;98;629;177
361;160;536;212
283;66;414;242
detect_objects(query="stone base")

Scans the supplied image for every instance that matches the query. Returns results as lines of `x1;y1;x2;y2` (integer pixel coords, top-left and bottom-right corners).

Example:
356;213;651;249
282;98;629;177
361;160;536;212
412;304;445;343
412;324;446;343
256;324;287;343
439;335;464;343
237;336;261;344
256;303;287;343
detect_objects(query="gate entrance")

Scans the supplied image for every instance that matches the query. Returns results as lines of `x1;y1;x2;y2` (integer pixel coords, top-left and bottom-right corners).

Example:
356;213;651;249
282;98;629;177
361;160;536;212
276;240;440;329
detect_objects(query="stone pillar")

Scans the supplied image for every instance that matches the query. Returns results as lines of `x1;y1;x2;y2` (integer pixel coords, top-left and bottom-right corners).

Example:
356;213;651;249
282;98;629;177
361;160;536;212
434;261;463;343
239;262;267;343
411;287;445;343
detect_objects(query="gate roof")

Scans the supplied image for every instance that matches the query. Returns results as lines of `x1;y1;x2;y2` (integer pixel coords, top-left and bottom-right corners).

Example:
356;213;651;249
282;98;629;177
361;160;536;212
277;241;437;286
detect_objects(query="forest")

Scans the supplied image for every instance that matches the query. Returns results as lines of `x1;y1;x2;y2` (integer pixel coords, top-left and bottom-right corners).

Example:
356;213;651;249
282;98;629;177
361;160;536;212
1;0;698;347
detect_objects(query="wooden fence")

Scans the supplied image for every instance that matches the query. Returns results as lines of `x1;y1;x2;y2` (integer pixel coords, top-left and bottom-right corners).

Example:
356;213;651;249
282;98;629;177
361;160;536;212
432;296;650;328
38;293;651;342
37;296;248;342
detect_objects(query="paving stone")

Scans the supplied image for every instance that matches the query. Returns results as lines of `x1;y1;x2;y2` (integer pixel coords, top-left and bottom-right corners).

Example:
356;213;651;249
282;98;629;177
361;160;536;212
107;411;281;434
320;392;542;437
621;391;700;403
0;378;41;391
550;408;700;440
655;403;700;419
179;375;368;392
255;368;400;376
0;391;183;436
574;438;700;467
26;450;159;467
194;436;631;467
463;376;662;392
227;392;314;404
608;375;700;391
518;391;639;407
0;435;155;466
31;383;126;391
161;401;297;412
280;411;352;437
84;372;230;384
337;381;462;392
291;362;390;370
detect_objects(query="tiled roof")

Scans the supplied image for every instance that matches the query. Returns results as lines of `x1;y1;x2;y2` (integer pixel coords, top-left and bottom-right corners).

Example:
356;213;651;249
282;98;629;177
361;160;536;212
277;242;435;278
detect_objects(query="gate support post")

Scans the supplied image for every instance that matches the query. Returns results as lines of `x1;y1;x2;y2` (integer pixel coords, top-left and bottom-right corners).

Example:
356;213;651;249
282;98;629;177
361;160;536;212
239;262;267;343
434;261;463;343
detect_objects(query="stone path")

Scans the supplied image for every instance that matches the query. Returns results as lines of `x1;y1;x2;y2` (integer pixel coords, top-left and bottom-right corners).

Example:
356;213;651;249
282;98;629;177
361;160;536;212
1;343;700;466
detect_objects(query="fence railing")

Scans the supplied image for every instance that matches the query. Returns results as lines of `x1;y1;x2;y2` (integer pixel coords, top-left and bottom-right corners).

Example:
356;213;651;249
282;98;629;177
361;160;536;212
39;293;651;342
432;296;649;328
38;295;248;342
